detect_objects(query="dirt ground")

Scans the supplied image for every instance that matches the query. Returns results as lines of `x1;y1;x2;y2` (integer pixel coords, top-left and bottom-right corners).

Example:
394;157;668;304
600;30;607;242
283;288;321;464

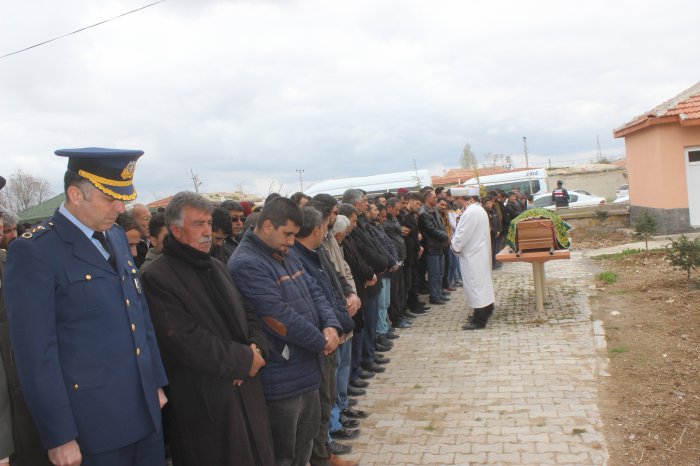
582;228;700;465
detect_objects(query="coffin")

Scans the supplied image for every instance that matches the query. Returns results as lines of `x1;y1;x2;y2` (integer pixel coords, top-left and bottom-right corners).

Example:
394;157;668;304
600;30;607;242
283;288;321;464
514;218;556;255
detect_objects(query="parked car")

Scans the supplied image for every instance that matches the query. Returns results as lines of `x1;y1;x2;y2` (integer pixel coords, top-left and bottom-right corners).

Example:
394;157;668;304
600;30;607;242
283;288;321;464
615;184;629;198
612;195;629;204
533;192;606;210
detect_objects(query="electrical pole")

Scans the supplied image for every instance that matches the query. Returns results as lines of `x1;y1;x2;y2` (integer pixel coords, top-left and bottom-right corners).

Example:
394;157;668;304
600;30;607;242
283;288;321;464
296;169;304;192
523;136;529;169
190;169;202;193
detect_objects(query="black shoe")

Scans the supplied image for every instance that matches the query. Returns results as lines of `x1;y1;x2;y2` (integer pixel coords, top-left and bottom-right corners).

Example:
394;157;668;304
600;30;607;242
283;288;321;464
411;308;429;315
377;335;393;347
375;343;391;352
374;355;390;365
347;398;358;406
358;369;375;380
342;407;369;419
440;294;451;301
347;386;366;396
384;332;399;340
461;322;486;330
387;327;396;334
330;427;360;440
363;362;385;373
429;297;447;305
415;304;432;311
340;414;361;428
404;311;418;318
328;440;352;455
349;378;369;388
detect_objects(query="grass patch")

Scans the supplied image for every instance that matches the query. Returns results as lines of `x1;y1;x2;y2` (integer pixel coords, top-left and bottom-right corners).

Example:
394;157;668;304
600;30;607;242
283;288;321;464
591;248;644;260
413;384;422;389
610;346;629;354
572;428;587;436
596;271;618;284
424;425;436;431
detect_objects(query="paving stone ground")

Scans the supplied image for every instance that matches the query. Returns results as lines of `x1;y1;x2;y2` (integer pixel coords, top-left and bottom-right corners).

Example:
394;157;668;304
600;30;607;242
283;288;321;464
345;252;609;465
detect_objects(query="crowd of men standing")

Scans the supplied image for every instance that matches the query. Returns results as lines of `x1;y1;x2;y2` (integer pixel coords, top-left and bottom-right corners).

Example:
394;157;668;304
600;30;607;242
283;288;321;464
0;147;513;466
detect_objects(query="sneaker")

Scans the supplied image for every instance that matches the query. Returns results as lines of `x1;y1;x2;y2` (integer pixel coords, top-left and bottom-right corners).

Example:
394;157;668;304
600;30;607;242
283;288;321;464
384;332;399;340
429;297;447;305
363;362;386;373
342;407;369;419
340;414;360;429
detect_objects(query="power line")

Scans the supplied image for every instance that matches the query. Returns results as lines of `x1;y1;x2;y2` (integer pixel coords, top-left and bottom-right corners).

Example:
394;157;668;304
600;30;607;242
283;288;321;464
0;0;168;60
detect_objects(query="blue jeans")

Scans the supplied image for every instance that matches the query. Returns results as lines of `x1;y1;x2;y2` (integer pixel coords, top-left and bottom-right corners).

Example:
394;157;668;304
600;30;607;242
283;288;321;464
448;250;462;284
335;341;352;410
425;253;445;300
266;390;321;466
376;277;391;336
361;292;380;368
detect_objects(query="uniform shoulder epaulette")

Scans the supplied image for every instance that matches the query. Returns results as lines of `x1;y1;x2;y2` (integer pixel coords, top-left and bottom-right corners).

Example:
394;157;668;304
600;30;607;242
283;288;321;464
20;221;54;240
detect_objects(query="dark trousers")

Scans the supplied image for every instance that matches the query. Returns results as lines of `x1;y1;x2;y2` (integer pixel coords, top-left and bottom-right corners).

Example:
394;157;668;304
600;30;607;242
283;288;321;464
425;253;444;300
387;267;404;325
310;354;335;466
442;250;451;289
417;254;427;292
267;391;321;466
350;330;363;381
83;429;165;466
404;261;419;310
360;292;380;368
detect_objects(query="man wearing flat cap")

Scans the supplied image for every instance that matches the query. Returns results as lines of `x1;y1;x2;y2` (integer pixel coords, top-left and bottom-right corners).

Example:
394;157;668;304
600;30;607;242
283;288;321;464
3;148;168;466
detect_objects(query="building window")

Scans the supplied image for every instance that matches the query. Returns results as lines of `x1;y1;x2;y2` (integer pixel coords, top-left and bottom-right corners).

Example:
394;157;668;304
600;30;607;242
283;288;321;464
689;150;700;164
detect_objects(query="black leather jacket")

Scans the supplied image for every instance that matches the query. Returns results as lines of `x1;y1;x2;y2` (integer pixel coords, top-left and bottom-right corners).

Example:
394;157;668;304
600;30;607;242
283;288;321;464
418;206;448;255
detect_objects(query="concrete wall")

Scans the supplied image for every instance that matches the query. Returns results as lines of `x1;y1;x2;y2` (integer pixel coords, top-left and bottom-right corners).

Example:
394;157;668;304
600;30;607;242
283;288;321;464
624;124;700;209
548;170;628;200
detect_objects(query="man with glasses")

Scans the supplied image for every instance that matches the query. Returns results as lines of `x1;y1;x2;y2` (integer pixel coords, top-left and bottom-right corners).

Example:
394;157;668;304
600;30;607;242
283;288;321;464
221;200;246;254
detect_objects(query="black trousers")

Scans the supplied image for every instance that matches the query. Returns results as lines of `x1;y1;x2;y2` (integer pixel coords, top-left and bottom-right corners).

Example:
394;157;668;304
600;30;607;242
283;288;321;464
387;267;405;325
404;261;419;311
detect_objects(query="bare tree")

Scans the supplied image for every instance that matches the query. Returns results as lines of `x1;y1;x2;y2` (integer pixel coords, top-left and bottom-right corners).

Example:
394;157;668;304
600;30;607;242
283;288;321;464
4;169;53;212
460;143;480;185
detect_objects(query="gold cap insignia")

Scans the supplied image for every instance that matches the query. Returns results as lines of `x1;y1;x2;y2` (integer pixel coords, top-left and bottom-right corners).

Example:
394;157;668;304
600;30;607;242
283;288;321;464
120;161;136;180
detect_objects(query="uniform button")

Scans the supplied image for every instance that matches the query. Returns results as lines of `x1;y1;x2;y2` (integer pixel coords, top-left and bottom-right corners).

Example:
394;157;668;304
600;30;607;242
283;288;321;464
131;323;136;332
136;347;141;356
125;299;130;307
73;384;79;390
132;268;137;274
85;274;92;280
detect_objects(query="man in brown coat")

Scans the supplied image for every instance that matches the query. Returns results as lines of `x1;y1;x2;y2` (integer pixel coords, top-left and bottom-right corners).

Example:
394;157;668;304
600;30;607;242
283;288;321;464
141;191;274;466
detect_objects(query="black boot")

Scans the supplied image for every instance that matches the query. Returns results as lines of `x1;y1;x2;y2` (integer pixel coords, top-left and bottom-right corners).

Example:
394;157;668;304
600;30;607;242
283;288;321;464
462;308;486;330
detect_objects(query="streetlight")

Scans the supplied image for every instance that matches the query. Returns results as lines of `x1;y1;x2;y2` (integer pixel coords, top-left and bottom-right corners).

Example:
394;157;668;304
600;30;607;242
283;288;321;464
296;169;304;192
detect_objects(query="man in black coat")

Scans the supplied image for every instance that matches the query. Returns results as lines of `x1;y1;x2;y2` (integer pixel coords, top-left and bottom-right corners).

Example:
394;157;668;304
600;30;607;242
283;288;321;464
418;191;450;305
141;191;274;466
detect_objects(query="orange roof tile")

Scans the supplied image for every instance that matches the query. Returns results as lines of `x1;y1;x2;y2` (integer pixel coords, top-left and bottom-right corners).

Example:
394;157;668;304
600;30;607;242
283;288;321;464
614;81;700;137
432;166;508;187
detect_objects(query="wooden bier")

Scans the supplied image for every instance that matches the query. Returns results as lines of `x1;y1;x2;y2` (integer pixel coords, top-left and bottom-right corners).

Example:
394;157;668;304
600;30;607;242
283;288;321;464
496;247;571;312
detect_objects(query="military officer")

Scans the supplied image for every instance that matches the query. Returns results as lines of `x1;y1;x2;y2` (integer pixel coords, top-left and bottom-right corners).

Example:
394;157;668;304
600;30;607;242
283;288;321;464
3;148;169;466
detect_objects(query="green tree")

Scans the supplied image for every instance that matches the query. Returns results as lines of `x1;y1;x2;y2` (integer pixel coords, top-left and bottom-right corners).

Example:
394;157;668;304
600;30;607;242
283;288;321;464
665;235;700;289
633;211;658;251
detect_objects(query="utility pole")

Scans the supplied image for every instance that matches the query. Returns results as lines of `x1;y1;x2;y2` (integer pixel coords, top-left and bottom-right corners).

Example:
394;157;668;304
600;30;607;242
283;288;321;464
596;135;603;161
190;169;202;193
296;169;304;192
523;136;529;169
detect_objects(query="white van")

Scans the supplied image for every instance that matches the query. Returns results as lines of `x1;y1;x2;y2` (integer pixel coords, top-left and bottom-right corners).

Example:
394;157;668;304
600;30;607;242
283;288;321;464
462;168;548;196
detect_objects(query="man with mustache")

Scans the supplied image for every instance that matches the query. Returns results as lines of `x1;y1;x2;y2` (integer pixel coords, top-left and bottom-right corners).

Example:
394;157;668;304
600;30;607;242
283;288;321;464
141;191;274;465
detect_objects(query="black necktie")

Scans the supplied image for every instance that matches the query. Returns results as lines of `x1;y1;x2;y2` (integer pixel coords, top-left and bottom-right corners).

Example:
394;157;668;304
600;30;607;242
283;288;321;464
92;231;116;270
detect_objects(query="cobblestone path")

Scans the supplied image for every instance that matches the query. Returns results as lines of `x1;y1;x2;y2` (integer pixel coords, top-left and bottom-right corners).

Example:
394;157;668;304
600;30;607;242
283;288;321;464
346;251;609;465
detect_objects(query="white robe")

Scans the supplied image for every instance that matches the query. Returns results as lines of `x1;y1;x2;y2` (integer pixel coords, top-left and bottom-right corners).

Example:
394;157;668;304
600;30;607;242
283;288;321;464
450;203;495;309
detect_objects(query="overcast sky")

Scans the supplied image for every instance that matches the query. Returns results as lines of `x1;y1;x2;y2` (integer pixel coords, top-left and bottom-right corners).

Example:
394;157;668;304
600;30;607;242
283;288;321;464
1;0;698;201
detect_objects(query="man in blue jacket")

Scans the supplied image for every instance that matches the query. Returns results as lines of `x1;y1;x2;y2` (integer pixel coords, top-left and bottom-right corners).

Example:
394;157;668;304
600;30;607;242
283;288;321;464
3;148;168;466
228;197;342;466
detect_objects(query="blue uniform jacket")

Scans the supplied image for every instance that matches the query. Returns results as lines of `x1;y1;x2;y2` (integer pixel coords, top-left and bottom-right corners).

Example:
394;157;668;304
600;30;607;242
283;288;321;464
3;210;168;454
